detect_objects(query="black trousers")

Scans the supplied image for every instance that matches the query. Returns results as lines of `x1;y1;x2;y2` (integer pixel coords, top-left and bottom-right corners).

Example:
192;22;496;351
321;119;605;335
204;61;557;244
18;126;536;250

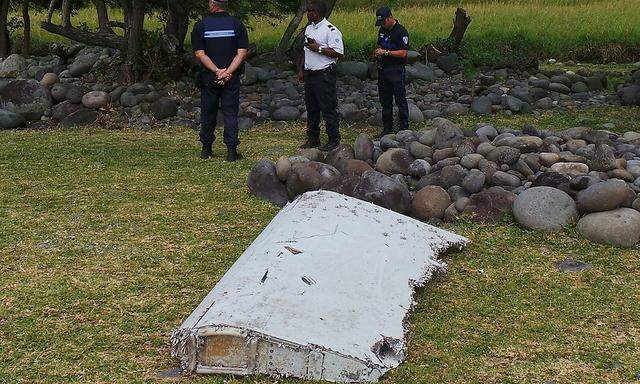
199;72;240;149
378;65;409;133
304;69;340;142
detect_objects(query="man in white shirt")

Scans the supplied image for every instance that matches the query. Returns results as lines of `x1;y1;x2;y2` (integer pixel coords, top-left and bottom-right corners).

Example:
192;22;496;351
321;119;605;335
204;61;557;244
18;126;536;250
297;1;344;151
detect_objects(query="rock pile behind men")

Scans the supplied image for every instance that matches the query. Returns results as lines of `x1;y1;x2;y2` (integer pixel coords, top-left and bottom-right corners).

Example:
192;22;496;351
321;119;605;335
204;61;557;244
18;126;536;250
248;118;640;248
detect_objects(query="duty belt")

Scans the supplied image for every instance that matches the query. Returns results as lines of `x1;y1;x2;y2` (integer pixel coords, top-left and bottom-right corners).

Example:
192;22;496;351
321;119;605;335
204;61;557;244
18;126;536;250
304;63;336;74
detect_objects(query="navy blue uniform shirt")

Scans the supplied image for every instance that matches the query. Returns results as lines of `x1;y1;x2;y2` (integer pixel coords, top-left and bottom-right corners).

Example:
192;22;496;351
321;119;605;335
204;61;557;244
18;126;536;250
191;12;249;72
377;21;409;68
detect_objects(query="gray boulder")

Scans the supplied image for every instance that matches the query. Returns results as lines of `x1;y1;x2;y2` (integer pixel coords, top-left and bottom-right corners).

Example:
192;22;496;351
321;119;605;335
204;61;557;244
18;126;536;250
247;158;289;207
408;141;433;159
617;85;640;106
336;61;369;79
0;54;26;77
353;170;411;213
81;91;109;109
471;96;492;115
272;106;300;121
577;179;635;213
151;97;179;120
0;79;52;120
513;187;578;232
406;63;435;81
436;53;459;74
0;108;26;129
462;169;486;193
120;92;139;107
578;208;640;247
50;83;68;102
60;108;99;127
354;133;374;161
408;103;424;122
433;117;464;149
549;82;571;94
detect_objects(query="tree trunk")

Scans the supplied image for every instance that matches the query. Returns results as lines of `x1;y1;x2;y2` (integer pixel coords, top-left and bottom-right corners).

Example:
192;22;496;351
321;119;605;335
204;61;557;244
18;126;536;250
448;7;471;51
47;0;59;23
61;0;71;28
93;0;114;34
0;0;10;57
123;0;145;82
165;1;188;51
277;0;307;56
22;0;30;56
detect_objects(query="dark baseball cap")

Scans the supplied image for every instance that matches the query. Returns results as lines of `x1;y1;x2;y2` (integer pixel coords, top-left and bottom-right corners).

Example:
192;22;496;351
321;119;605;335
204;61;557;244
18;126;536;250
375;6;392;26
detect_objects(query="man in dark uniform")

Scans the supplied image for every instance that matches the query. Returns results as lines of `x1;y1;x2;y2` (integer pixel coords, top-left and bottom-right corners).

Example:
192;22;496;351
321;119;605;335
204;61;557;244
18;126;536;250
374;6;410;139
191;0;249;161
298;1;344;152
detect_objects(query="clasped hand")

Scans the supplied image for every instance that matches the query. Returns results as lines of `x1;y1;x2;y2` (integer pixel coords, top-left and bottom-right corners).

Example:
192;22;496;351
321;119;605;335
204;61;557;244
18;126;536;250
214;68;233;85
373;48;387;58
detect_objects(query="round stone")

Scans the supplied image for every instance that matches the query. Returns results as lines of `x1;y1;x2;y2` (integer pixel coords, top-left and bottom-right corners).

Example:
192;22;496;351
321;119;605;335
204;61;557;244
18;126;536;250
376;148;413;176
513;186;578;232
577;179;635;213
412;185;451;220
81;91;109;109
40;72;58;87
578;208;640;247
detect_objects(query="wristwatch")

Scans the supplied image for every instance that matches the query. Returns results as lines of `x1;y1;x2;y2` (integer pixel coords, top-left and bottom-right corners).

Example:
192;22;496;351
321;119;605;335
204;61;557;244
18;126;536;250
384;50;389;57
317;47;322;54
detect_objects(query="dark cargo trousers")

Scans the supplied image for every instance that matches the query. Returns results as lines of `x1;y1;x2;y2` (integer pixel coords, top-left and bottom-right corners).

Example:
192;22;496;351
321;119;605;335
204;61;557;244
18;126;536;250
378;65;409;133
304;69;341;142
199;72;241;149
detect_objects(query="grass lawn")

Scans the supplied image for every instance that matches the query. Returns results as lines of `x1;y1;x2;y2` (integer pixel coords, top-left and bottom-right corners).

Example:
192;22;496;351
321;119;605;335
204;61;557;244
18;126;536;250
1;107;640;383
19;0;640;65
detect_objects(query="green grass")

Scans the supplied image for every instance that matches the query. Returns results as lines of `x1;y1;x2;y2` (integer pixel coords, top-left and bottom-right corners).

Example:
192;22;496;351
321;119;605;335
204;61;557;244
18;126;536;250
1;107;640;383
15;0;640;66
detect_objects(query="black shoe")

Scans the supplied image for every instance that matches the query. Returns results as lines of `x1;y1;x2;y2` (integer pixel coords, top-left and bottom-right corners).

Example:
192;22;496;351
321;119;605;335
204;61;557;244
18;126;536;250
375;130;393;140
318;140;340;152
299;137;321;149
225;148;243;162
200;145;212;159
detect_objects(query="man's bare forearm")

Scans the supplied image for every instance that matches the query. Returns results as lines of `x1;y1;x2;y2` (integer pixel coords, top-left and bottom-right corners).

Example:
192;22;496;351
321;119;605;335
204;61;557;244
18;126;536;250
387;49;408;59
320;48;343;59
227;49;248;75
195;50;219;73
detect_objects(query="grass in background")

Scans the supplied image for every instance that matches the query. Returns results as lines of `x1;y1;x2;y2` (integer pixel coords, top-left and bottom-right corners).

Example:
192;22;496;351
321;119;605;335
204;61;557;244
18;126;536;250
1;107;639;383
16;0;640;66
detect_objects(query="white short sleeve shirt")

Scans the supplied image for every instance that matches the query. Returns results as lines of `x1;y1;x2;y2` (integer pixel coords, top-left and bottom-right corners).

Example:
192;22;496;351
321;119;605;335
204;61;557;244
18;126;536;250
303;18;344;71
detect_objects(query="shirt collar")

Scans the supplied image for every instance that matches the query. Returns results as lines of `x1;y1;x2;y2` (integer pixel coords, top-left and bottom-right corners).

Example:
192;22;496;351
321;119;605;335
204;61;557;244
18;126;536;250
210;11;229;16
312;18;328;29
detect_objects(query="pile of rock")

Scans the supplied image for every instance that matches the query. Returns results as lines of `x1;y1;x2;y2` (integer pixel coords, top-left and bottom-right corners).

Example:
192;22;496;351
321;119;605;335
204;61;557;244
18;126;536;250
0;45;632;131
248;118;640;247
617;67;640;107
0;47;188;130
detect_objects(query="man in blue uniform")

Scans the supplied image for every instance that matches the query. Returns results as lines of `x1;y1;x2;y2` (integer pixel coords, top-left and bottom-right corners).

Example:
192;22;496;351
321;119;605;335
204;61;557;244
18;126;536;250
298;1;344;151
191;0;249;161
374;6;410;139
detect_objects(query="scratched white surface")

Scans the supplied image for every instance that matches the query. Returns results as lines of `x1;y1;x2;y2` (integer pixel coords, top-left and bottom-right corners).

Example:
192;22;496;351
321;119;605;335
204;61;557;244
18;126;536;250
179;190;469;367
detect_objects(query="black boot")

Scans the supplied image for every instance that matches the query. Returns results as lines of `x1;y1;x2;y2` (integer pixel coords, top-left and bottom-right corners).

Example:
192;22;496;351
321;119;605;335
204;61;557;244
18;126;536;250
200;144;212;159
299;137;321;149
318;139;340;152
225;147;243;162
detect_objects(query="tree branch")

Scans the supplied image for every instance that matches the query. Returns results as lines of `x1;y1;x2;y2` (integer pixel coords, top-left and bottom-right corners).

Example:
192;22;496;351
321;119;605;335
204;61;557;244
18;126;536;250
40;21;127;50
